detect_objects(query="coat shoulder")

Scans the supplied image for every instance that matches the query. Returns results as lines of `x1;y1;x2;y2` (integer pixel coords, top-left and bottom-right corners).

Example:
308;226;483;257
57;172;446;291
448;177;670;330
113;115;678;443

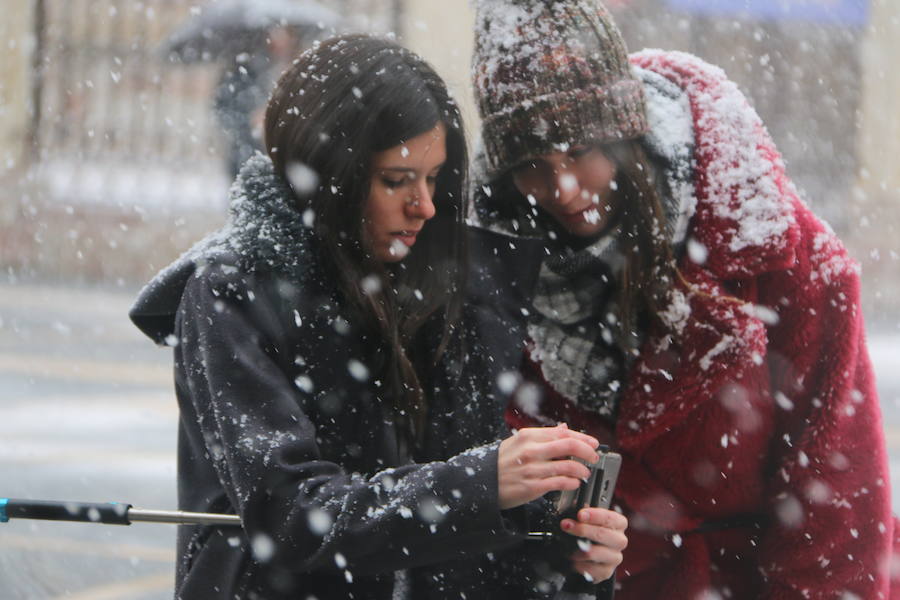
130;238;329;346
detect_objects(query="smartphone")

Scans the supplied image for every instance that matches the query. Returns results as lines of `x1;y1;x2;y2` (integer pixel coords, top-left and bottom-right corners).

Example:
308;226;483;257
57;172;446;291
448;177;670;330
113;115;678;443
555;445;622;518
555;448;623;592
526;445;622;540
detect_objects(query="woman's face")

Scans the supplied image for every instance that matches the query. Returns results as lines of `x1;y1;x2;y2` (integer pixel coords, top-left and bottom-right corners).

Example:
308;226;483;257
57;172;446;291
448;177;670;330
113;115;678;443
511;145;618;238
364;123;447;262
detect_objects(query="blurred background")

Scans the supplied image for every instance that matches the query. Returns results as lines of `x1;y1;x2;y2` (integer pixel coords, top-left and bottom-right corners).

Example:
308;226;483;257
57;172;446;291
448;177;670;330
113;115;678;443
0;0;897;598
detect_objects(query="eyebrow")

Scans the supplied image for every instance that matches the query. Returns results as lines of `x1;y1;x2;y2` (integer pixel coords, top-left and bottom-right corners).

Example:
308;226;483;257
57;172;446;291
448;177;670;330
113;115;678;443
377;162;445;173
513;145;595;169
512;159;540;170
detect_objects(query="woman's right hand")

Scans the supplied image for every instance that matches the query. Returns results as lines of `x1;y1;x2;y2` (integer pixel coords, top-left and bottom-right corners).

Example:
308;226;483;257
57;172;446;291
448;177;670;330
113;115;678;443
497;423;600;510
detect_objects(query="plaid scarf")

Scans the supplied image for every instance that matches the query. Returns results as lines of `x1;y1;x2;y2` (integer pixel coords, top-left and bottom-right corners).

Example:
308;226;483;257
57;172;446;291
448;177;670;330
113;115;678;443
527;232;631;417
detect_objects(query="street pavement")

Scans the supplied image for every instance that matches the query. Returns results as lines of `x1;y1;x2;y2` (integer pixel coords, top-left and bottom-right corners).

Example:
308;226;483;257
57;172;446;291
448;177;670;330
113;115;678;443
0;281;898;599
0;283;177;600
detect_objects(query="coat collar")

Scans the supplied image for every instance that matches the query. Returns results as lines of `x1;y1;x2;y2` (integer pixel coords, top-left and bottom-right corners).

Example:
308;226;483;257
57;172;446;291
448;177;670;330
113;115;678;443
614;48;796;449
615;51;805;449
221;152;320;277
130;154;320;344
631;49;801;279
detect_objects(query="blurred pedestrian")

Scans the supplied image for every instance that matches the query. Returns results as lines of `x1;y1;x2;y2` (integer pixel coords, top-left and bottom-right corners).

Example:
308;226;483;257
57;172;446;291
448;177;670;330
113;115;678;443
468;0;899;597
130;34;625;599
161;0;342;179
212;50;270;178
213;25;308;178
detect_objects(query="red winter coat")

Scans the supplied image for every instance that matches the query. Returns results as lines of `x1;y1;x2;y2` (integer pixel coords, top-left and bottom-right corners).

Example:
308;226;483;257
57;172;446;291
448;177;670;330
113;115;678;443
509;50;899;599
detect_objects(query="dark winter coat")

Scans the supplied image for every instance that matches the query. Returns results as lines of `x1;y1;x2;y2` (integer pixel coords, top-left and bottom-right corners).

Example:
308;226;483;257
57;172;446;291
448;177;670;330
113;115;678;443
476;50;900;599
130;155;613;599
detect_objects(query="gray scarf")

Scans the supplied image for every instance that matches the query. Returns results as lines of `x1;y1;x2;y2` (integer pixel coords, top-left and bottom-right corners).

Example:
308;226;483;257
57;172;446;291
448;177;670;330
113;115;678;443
527;233;629;416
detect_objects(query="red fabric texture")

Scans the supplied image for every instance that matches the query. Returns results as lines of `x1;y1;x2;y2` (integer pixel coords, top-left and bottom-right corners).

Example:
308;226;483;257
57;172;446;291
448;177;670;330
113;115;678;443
507;50;898;599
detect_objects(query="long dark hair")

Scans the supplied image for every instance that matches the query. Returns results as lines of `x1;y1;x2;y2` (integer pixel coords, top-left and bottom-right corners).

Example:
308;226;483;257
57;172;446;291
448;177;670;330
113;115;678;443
604;142;675;340
480;140;673;344
264;34;468;443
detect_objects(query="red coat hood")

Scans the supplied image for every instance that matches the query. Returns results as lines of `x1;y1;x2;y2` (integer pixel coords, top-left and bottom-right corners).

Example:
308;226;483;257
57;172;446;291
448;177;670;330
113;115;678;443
631;49;801;280
617;51;805;451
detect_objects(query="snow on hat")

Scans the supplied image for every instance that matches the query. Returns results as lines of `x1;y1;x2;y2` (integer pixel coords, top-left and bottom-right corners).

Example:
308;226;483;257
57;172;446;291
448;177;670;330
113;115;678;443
472;0;649;179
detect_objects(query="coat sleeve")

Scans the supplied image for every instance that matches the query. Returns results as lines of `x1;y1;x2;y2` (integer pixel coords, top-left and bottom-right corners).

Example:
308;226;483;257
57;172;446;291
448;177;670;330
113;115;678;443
174;267;524;578
757;203;894;598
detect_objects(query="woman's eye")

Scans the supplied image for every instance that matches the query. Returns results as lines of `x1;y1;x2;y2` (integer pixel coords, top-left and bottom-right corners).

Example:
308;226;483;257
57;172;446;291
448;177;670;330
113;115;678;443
382;177;405;189
570;146;593;158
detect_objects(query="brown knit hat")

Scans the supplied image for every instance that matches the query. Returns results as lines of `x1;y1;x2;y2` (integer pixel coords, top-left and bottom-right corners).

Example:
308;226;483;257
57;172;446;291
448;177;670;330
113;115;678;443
472;0;649;179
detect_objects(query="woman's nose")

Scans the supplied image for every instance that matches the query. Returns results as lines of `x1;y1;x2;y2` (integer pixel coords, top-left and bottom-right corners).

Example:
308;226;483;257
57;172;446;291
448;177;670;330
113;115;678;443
552;169;581;207
406;181;436;220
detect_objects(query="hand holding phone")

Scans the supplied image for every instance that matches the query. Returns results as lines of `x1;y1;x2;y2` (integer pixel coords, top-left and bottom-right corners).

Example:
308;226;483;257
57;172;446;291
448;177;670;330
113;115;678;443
556;446;624;592
527;444;622;541
555;445;621;518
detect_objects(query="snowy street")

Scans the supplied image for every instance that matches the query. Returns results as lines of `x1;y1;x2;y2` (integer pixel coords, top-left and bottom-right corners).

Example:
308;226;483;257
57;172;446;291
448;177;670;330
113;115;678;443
0;281;898;599
0;283;177;600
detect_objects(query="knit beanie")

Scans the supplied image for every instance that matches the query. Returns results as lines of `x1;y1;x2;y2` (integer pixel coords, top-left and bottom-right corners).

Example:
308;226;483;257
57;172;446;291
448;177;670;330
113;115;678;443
472;0;649;179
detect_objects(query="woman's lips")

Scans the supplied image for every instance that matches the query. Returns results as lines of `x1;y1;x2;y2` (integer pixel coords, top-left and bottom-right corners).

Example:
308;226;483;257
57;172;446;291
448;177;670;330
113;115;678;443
561;206;598;223
394;230;420;247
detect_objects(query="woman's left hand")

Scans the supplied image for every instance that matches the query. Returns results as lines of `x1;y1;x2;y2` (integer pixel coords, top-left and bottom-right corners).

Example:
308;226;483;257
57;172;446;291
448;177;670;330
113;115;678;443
560;507;628;583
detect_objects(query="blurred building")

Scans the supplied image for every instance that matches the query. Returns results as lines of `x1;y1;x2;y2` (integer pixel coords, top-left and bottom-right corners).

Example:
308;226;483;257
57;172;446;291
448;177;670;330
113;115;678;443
0;2;32;178
854;0;900;321
0;0;389;283
401;2;479;137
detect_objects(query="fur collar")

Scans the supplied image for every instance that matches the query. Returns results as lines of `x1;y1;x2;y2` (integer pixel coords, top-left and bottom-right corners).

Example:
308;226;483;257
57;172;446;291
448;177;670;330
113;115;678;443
130;154;321;343
618;53;806;448
630;50;800;279
218;152;320;276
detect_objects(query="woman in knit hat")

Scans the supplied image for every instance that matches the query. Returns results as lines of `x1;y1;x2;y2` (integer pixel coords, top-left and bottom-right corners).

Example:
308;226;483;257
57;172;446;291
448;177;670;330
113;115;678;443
469;0;899;598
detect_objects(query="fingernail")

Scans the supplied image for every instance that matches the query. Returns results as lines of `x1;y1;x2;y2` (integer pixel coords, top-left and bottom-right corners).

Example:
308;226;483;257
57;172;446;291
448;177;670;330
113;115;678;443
561;520;573;531
579;510;590;521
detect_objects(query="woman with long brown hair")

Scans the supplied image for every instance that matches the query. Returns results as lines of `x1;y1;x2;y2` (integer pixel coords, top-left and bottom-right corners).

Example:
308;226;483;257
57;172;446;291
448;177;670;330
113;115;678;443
130;34;626;599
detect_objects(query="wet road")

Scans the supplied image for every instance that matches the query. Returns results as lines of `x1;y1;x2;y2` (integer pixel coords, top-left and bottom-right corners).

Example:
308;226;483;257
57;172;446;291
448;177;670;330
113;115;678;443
0;282;898;599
